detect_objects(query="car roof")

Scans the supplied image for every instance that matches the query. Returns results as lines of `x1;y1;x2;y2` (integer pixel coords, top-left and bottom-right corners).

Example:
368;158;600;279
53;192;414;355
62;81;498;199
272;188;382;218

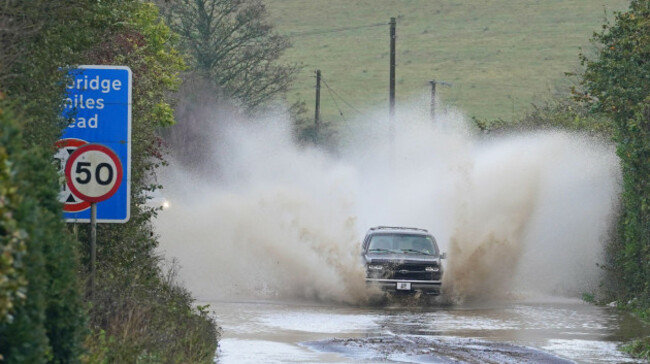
366;226;431;236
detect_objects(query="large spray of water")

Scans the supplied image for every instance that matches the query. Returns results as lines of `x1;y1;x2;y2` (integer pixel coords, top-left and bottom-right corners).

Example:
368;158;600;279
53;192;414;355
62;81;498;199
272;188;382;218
155;102;620;304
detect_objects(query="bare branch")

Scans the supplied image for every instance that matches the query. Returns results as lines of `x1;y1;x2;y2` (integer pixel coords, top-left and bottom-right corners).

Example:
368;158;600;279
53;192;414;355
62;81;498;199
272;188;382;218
157;0;299;109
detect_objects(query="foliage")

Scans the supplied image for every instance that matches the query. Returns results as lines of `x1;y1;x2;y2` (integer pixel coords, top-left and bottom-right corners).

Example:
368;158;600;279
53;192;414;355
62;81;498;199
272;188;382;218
519;97;613;135
623;335;650;360
0;0;39;85
580;0;650;305
160;73;232;171
473;94;613;136
0;1;219;362
0;102;28;325
84;264;220;364
158;0;300;109
291;98;339;150
0;1;95;359
0;102;86;364
581;292;596;304
71;1;219;362
578;0;650;357
0;0;111;146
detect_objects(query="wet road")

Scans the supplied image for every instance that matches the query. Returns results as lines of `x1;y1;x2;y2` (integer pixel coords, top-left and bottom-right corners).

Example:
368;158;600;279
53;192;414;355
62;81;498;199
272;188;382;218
211;297;649;363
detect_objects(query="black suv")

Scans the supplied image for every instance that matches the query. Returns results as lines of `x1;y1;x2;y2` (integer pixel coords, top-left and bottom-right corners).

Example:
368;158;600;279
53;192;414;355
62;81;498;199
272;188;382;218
362;226;445;296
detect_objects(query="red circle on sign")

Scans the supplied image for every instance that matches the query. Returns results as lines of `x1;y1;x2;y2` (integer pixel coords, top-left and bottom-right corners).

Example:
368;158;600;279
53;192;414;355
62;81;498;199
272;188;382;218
55;138;87;150
65;144;123;203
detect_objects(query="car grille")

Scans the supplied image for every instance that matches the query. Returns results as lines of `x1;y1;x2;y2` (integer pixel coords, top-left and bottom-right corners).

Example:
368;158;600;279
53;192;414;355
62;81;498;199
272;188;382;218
368;263;441;281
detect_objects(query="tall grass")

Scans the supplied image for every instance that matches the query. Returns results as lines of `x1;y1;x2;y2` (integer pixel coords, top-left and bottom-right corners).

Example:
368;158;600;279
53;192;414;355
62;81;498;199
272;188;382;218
84;261;219;364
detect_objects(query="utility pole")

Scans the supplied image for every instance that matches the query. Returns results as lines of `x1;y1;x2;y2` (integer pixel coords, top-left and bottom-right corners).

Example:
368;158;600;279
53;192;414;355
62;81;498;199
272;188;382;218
314;70;321;135
429;80;436;121
389;17;396;136
429;80;451;121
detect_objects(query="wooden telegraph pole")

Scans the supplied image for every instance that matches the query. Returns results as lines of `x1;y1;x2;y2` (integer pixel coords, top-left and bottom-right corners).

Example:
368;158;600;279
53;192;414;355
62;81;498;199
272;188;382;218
389;17;396;138
429;80;437;121
429;80;451;121
315;69;321;130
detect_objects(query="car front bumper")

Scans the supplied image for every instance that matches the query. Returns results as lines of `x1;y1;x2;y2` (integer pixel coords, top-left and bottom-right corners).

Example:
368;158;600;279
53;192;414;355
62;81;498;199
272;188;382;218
366;278;442;295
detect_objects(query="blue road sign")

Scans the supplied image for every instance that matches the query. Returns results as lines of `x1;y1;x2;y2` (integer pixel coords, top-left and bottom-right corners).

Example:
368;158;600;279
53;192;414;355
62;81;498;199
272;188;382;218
56;65;131;223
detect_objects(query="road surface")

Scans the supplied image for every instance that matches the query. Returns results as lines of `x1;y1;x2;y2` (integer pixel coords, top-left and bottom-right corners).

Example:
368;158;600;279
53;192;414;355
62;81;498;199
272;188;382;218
212;297;649;363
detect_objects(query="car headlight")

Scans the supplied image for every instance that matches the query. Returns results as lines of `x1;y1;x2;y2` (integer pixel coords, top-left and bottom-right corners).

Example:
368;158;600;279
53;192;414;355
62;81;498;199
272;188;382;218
425;266;439;272
367;265;384;271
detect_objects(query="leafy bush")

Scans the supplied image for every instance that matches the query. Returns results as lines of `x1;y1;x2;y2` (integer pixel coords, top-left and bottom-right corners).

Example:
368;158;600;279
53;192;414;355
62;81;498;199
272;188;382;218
0;101;28;326
580;0;650;305
0;1;219;362
623;335;650;360
0;102;86;364
85;264;219;364
578;0;650;357
72;2;220;362
473;94;612;136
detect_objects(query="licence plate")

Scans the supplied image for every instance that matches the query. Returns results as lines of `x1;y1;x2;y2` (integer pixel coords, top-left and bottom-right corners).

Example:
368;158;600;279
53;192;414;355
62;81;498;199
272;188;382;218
396;282;411;290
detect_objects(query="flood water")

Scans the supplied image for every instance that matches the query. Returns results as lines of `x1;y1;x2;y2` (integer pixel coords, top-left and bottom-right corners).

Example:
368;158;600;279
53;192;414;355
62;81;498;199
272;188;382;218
155;106;638;363
213;297;649;363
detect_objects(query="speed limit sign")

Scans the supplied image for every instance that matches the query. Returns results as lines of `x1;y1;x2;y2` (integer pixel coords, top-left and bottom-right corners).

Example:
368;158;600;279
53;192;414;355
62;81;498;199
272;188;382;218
65;144;123;203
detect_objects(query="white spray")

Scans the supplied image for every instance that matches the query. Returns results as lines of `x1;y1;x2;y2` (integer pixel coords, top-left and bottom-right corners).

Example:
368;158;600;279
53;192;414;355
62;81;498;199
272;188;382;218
155;102;621;304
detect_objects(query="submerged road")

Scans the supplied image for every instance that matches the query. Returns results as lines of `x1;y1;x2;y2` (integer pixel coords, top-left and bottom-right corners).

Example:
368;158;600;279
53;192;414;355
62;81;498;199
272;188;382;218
212;297;649;363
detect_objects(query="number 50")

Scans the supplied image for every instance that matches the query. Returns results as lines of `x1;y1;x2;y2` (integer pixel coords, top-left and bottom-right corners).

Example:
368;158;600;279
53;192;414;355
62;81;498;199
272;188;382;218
75;162;114;185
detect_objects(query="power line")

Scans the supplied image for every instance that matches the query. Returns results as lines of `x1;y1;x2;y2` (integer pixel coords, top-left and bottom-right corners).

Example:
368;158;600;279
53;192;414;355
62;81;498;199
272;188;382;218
320;76;362;114
286;22;388;38
322;77;353;132
324;82;345;120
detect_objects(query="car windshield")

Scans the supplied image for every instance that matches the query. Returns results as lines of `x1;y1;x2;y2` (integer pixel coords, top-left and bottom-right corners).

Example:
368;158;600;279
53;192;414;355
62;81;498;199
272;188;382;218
367;233;437;255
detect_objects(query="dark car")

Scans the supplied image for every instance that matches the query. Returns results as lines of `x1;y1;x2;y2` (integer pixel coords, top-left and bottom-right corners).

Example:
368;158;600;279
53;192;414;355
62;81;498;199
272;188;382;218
362;226;446;296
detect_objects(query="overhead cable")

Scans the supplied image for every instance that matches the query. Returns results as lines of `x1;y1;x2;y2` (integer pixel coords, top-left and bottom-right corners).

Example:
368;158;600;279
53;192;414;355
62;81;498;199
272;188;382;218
287;22;388;38
321;76;362;114
322;77;354;132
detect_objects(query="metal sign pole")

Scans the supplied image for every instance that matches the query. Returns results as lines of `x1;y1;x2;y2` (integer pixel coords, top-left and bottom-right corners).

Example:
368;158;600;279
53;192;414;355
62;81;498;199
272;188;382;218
90;202;97;299
66;143;123;301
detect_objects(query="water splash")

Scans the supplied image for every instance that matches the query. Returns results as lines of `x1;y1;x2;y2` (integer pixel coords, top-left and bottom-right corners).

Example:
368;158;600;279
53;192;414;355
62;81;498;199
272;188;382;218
155;102;620;304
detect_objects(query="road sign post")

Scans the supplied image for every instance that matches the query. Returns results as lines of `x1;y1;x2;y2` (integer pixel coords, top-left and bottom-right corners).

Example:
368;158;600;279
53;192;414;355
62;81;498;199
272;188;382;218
57;65;132;296
65;143;124;297
90;202;96;298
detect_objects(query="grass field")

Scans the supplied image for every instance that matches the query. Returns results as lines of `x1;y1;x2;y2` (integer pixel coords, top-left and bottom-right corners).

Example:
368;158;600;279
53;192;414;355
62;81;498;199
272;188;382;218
266;0;629;125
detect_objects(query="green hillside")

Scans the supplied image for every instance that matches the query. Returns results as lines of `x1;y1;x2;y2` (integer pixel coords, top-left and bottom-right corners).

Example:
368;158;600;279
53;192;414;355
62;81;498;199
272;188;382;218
266;0;629;124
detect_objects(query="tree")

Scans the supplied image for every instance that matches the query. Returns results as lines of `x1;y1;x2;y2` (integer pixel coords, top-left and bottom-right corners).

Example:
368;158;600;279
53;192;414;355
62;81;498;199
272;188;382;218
0;1;99;362
0;1;39;85
0;101;87;364
580;0;650;304
67;3;219;362
159;0;299;109
0;1;218;362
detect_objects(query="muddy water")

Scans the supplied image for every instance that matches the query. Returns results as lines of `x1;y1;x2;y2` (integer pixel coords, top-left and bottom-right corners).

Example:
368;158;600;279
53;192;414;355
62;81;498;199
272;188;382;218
212;297;648;363
157;104;632;362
